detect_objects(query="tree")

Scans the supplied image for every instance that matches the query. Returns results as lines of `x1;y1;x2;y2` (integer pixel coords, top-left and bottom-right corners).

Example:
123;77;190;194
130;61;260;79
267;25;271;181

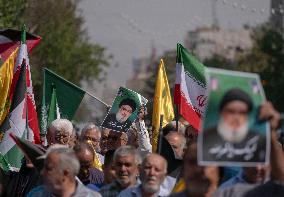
0;0;110;107
236;26;284;111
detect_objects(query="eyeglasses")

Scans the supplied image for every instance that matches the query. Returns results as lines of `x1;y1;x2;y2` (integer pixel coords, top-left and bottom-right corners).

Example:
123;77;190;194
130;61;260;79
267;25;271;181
83;136;100;143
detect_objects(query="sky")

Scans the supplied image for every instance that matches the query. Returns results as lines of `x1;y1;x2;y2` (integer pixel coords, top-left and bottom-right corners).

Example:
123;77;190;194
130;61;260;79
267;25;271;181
79;0;271;97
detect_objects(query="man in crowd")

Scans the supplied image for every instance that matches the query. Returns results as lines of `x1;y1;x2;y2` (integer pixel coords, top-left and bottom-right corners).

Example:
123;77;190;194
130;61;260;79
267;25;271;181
80;123;104;170
46;119;74;147
107;130;128;151
73;143;104;187
81;124;101;153
169;142;220;197
118;153;168;197
99;146;140;197
27;146;101;197
100;128;110;155
102;98;136;131
214;165;270;197
102;150;116;185
219;165;270;189
244;102;284;197
165;132;187;160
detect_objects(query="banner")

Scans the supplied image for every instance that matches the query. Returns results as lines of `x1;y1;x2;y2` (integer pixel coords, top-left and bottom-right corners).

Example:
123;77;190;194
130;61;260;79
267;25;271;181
198;68;269;166
101;87;147;132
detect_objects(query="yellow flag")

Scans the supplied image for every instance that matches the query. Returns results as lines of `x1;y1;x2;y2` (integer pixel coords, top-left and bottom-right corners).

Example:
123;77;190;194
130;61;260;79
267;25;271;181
152;59;175;152
0;48;18;125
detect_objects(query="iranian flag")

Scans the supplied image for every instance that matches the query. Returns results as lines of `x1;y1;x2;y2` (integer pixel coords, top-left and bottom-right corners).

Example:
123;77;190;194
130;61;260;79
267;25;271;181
174;43;207;131
9;26;40;144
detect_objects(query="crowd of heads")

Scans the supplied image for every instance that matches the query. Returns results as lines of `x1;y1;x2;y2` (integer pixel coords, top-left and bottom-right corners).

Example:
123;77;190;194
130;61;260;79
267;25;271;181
1;90;283;197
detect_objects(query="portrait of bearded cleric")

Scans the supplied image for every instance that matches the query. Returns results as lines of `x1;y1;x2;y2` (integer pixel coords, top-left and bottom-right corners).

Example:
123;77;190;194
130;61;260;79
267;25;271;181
200;88;266;164
101;98;137;132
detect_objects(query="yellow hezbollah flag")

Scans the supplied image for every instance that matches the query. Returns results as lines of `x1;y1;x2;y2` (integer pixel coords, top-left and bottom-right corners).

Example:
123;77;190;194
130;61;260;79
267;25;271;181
0;48;18;125
152;59;174;152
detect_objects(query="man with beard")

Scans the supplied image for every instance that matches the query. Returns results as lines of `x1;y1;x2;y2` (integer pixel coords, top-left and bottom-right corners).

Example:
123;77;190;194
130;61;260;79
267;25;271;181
169;143;220;197
102;98;136;132
202;88;266;163
118;153;168;197
99;146;140;197
46;119;74;147
165;132;187;160
27;146;101;197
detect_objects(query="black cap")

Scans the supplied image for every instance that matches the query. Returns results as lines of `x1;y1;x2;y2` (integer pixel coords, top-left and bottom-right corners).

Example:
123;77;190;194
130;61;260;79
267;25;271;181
119;98;136;112
219;88;253;112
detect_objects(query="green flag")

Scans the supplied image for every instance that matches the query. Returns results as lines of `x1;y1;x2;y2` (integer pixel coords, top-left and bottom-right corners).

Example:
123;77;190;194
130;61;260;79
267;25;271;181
47;85;60;125
41;68;85;135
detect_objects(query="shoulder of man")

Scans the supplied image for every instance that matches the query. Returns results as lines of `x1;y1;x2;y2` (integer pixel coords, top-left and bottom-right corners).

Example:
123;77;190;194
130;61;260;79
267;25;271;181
99;181;121;197
244;180;284;197
117;185;140;197
168;191;188;197
214;183;258;197
26;185;50;197
75;182;102;197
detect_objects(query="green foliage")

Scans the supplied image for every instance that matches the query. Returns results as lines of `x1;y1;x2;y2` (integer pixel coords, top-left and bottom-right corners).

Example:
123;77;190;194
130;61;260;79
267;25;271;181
236;27;284;111
0;0;27;28
0;0;110;106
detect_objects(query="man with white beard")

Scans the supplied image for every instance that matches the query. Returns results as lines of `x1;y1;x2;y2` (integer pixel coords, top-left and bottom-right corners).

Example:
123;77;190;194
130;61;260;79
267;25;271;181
202;88;266;163
118;153;168;197
102;98;136;132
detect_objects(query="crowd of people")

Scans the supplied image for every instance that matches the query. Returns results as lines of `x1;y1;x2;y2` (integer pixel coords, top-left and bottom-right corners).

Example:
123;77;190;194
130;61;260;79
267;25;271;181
1;93;284;197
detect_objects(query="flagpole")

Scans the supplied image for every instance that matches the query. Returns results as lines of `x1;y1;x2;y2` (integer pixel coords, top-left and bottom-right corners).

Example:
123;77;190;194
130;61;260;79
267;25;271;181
158;114;164;154
85;91;109;107
175;104;179;132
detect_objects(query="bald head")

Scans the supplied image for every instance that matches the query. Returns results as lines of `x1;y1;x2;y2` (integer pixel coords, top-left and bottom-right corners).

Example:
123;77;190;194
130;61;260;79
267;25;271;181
141;153;167;194
165;132;186;159
73;143;94;181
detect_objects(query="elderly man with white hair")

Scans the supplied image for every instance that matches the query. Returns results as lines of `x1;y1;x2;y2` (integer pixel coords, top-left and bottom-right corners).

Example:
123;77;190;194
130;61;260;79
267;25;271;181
118;153;168;197
27;146;102;197
46;119;74;147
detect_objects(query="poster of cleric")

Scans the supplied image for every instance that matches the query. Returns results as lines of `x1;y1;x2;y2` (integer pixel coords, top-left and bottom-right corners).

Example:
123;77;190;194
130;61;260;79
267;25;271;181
101;87;148;132
198;68;270;166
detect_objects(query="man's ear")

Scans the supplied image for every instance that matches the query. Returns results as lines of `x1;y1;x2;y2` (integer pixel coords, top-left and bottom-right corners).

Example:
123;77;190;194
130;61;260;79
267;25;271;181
63;169;70;181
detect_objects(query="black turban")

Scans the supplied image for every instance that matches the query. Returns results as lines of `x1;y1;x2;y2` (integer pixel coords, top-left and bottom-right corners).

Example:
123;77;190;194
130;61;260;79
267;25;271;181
119;98;137;112
219;88;253;112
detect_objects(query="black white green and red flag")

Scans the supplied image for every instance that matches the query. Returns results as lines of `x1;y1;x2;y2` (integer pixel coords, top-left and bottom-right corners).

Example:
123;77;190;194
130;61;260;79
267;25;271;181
174;43;207;131
9;26;40;144
0;60;28;169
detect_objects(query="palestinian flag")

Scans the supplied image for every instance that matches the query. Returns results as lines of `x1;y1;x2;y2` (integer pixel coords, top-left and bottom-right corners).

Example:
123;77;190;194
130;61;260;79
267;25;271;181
174;43;207;131
0;61;27;169
9;26;40;144
0;28;41;64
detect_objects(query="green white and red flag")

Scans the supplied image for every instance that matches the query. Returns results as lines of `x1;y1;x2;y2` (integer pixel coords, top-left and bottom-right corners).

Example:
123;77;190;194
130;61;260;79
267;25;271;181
174;43;207;131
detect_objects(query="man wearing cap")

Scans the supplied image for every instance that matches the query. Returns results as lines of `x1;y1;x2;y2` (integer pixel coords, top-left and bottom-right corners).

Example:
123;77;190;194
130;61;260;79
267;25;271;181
102;98;136;132
202;88;266;162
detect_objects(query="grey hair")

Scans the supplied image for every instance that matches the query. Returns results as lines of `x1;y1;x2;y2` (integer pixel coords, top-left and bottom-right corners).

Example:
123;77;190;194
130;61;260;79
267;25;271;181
166;132;187;150
81;123;100;136
48;147;80;177
49;119;73;136
113;145;141;165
